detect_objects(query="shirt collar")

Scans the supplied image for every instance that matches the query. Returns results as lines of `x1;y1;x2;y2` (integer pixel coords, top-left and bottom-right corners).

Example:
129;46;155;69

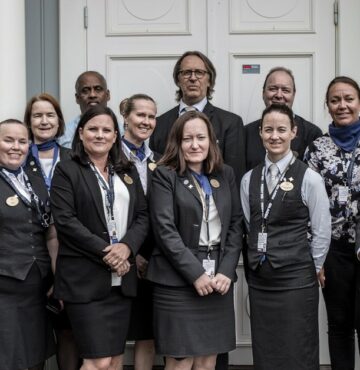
179;97;208;115
265;150;293;174
121;140;154;162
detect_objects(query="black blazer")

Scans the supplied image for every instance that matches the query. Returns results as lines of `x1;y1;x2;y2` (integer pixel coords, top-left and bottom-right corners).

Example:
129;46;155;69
146;164;243;287
149;102;246;185
24;145;71;180
245;115;322;171
51;158;149;302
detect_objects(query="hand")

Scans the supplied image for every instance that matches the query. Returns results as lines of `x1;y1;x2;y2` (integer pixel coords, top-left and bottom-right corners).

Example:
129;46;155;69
193;273;214;296
116;260;131;277
317;267;325;288
211;273;231;295
103;242;131;270
136;254;148;279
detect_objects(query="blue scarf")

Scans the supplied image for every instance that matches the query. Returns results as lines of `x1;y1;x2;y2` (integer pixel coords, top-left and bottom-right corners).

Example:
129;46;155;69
191;171;212;196
35;139;58;151
329;119;360;152
122;138;146;161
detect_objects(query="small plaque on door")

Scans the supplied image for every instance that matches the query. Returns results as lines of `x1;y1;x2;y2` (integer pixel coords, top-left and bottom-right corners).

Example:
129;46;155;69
242;64;260;74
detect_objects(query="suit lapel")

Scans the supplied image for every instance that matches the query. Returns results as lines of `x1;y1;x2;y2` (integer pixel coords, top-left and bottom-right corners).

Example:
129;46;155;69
178;171;202;205
80;165;108;229
209;172;225;224
118;170;136;228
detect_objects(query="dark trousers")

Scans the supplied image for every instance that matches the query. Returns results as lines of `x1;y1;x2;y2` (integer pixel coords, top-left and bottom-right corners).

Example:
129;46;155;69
322;238;360;370
215;352;228;370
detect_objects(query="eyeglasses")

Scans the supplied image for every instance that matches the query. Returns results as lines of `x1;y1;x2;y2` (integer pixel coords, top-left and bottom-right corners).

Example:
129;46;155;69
178;69;209;79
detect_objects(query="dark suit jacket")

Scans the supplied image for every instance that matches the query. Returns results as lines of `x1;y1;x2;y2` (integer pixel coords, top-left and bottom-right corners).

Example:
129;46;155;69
0;170;51;280
51;158;149;302
245;115;322;171
146;164;243;287
24;145;71;181
149;102;246;185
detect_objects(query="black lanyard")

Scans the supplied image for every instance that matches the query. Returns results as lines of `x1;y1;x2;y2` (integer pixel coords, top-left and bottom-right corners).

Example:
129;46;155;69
259;156;295;231
0;168;50;228
340;148;357;187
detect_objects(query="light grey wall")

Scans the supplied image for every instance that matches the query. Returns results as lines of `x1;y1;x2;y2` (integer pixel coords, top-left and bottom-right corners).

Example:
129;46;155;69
25;0;59;101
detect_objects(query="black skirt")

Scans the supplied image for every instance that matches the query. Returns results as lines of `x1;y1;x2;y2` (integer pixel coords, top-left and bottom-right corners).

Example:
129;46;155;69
66;286;132;358
249;285;319;370
127;278;153;341
153;283;236;357
0;263;55;370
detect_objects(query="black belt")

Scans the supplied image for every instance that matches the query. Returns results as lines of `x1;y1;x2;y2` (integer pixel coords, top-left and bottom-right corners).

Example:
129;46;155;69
198;244;220;252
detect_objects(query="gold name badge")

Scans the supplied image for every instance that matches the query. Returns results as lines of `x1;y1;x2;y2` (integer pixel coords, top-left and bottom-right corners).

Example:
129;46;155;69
280;181;294;192
210;179;220;188
6;195;19;207
124;174;133;185
148;162;157;171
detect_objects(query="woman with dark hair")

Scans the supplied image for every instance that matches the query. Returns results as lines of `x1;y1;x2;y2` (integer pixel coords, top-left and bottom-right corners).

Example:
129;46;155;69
146;110;242;370
23;93;79;370
305;76;360;369
0;119;57;370
51;105;149;370
241;103;331;370
120;93;158;370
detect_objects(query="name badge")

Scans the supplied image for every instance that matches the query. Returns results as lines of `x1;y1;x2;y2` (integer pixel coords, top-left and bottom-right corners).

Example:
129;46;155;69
111;272;122;286
107;220;118;244
257;232;267;253
338;186;349;204
202;259;215;278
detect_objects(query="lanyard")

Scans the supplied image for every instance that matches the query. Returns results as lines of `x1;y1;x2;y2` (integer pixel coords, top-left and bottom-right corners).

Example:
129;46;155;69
340;148;357;187
90;163;116;221
0;168;50;228
191;175;213;255
260;156;295;230
30;143;59;190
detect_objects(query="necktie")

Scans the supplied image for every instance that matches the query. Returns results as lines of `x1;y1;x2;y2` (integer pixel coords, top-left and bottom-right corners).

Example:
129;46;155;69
267;164;279;193
181;106;197;115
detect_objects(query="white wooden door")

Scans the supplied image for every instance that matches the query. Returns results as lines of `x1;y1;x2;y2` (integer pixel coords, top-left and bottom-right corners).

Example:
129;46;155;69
60;0;337;366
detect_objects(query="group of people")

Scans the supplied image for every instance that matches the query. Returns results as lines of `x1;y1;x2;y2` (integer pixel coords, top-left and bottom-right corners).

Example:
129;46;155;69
0;49;360;370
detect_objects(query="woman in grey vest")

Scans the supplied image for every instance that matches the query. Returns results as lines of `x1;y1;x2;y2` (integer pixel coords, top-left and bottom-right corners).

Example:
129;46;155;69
241;103;331;370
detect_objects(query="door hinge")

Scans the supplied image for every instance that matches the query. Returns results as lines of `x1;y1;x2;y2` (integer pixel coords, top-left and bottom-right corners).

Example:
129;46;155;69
333;0;339;26
83;6;88;29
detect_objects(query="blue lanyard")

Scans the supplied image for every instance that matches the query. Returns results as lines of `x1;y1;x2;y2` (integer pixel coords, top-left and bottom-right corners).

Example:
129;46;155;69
0;167;50;228
90;163;116;220
30;143;59;190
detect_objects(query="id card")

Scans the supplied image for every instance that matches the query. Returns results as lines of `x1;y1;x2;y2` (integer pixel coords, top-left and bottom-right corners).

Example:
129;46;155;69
257;232;267;253
107;220;118;244
338;186;349;204
202;259;215;278
111;272;122;286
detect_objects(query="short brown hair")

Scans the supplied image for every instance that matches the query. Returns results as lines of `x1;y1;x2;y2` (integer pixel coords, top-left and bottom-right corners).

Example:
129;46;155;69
158;110;223;175
24;93;65;140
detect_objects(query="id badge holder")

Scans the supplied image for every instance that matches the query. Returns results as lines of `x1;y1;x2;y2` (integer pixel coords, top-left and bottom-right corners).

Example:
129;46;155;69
203;258;215;278
107;220;118;244
257;232;267;253
338;186;349;204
